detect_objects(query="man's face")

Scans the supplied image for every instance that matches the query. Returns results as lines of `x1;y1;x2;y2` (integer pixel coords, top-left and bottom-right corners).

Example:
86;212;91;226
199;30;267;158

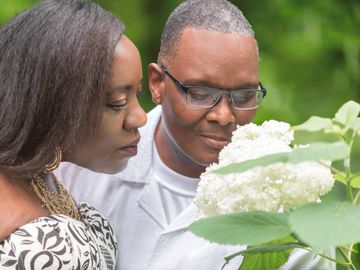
155;28;259;173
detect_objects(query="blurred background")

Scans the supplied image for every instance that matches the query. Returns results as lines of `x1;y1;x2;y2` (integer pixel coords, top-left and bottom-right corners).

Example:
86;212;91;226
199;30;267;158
1;2;360;264
1;0;359;124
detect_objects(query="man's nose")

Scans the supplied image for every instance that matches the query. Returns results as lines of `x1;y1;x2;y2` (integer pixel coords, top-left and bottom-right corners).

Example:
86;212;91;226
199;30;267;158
206;94;236;126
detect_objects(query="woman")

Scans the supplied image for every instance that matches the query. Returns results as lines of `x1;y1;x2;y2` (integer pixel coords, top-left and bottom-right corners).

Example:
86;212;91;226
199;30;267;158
0;0;146;269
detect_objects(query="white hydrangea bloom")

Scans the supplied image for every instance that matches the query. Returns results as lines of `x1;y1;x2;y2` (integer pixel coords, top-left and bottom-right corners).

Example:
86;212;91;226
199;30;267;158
196;120;334;217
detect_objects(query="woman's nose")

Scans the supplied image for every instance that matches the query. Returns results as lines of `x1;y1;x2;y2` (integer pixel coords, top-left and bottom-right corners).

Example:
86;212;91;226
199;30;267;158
124;101;147;130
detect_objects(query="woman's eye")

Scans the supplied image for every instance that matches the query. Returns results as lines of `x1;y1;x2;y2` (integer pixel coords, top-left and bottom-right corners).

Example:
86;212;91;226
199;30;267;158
106;99;128;110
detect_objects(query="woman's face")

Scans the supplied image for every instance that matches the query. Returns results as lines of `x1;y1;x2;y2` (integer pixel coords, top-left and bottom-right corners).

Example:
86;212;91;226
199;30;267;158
67;35;147;174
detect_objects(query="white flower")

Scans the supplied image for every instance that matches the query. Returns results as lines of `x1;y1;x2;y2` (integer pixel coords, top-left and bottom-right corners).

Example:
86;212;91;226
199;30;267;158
195;120;335;217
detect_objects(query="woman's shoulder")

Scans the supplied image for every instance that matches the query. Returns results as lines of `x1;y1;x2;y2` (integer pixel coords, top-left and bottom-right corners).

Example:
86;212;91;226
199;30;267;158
0;203;117;269
77;202;117;253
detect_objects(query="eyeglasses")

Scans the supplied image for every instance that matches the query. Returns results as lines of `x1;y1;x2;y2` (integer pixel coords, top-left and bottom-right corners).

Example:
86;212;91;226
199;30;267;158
160;65;266;110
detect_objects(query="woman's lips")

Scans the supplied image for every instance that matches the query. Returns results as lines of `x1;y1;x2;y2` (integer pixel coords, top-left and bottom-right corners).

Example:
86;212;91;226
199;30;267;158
201;134;231;150
119;145;138;156
119;137;140;156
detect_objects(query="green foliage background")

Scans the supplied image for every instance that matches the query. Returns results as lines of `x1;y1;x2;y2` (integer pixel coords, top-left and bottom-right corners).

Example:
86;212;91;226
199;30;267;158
1;0;359;124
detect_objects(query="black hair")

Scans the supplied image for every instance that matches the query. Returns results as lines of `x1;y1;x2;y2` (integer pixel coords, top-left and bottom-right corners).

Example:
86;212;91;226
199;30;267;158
0;0;125;178
158;0;256;66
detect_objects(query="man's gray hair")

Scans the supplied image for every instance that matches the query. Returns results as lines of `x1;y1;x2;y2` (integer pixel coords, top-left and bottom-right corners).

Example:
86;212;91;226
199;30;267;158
158;0;257;65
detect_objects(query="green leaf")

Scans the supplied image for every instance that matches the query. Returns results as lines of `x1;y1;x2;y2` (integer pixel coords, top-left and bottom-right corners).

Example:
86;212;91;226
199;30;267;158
292;116;332;132
334;100;360;126
351;135;360;172
214;153;287;175
333;172;347;184
239;252;291;270
189;212;292;246
351;244;360;269
335;173;360;190
289;201;360;251
221;237;298;270
214;141;350;175
320;181;347;202
350;117;360;132
293;129;339;145
350;175;360;189
288;142;349;163
237;242;300;255
335;248;348;270
239;238;294;270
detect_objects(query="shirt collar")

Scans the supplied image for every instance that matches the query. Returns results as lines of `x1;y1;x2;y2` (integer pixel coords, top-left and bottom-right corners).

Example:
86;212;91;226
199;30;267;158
115;105;162;183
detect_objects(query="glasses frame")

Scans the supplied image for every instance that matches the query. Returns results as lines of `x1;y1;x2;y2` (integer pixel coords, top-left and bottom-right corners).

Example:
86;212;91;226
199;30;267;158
160;64;267;110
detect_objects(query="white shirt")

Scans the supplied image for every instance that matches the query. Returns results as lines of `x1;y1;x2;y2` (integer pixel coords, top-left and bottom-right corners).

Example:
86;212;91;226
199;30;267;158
152;142;198;225
56;105;335;270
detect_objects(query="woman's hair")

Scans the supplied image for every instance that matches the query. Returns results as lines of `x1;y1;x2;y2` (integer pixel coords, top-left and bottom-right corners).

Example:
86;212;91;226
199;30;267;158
0;0;125;178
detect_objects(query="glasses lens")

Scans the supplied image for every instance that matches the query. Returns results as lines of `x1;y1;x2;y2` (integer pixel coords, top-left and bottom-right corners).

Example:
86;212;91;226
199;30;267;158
231;90;263;109
186;87;219;108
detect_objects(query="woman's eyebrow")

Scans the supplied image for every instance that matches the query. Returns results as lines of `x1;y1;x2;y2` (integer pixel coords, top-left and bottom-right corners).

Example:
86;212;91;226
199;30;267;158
114;84;133;91
106;85;132;97
107;79;142;96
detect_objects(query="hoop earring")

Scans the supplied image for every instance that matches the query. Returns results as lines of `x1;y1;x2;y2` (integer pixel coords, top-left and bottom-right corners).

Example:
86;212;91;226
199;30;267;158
44;146;62;173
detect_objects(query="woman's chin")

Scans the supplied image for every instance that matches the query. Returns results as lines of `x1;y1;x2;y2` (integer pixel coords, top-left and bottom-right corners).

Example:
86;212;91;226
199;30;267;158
86;159;129;175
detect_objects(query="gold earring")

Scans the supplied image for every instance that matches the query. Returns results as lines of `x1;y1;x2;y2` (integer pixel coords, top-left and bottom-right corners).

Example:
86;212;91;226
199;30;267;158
44;146;62;173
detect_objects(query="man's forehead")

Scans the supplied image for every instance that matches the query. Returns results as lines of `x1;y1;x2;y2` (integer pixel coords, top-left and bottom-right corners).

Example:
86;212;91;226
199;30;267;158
173;28;258;68
168;28;259;89
176;27;257;60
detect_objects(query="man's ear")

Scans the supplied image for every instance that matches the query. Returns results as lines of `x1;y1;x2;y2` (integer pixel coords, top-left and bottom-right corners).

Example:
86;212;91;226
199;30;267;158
148;63;165;105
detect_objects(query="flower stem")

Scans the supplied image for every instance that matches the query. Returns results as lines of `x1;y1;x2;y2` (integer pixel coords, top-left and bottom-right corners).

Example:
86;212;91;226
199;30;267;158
348;129;357;150
346;172;353;203
338;246;356;270
318;161;344;177
344;156;352;203
353;191;360;205
348;244;354;263
340;244;359;254
347;178;354;202
300;246;350;266
345;130;358;203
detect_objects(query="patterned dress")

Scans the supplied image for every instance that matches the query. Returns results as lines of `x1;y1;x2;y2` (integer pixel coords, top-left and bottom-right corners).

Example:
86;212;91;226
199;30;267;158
0;203;117;269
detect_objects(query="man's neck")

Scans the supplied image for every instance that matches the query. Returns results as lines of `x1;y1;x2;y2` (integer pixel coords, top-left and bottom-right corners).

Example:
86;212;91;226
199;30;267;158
154;121;206;178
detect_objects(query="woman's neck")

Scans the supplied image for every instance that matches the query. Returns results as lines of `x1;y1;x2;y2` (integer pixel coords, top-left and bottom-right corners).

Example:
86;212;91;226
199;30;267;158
0;173;48;242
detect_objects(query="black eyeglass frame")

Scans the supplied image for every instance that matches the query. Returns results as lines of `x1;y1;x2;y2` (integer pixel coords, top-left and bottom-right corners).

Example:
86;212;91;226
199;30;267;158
160;64;267;110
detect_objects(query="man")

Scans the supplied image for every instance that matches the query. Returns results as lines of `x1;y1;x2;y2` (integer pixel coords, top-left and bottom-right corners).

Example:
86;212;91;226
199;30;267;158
57;0;334;269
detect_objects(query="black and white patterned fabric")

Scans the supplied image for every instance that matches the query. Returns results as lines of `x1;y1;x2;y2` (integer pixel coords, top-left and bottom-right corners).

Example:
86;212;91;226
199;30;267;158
0;203;117;269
